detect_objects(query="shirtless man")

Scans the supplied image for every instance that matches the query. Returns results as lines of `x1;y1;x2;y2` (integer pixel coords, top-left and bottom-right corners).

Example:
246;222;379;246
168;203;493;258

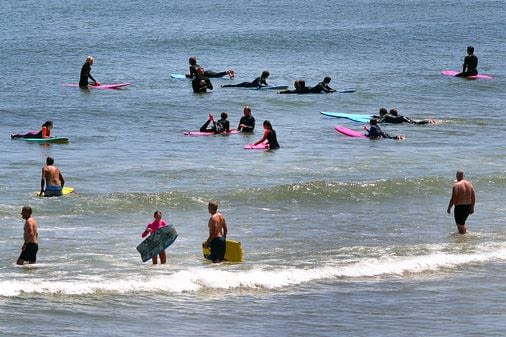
203;200;228;263
447;170;476;234
40;156;65;197
17;206;39;265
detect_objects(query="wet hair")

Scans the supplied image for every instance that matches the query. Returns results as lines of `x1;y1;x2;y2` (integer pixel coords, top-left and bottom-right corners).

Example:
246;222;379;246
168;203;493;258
379;108;388;116
467;46;474;54
220;112;228;119
389;108;398;116
323;76;332;83
46;156;54;165
263;120;273;130
261;70;270;78
189;57;197;65
370;118;378;125
294;80;301;90
86;55;94;63
299;80;306;88
456;170;465;179
22;205;32;216
208;200;219;211
197;67;205;74
243;106;251;115
153;210;162;217
42;120;53;128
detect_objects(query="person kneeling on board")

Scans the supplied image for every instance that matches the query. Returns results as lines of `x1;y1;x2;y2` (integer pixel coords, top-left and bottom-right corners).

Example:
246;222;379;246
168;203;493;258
203;200;228;263
141;211;168;264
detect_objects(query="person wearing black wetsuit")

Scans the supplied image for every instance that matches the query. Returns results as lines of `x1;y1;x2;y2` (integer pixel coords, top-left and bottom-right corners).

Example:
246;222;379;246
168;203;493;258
279;80;311;94
237;106;255;132
365;119;404;140
308;76;336;94
188;57;232;78
192;67;213;93
222;70;269;88
200;112;230;134
253;120;280;149
374;108;434;125
79;56;98;88
456;46;478;77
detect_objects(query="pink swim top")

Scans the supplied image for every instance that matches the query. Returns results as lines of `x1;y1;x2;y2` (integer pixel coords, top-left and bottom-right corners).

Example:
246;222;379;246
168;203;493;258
141;219;167;237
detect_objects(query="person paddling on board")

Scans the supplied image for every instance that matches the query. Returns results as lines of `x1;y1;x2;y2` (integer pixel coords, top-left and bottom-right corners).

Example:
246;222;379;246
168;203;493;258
11;121;53;139
200;112;230;134
456;46;478;77
374;108;436;125
222;70;270;88
308;76;336;93
141;211;168;264
192;67;213;93
203;200;228;263
40;156;65;197
279;80;311;94
237;106;255;132
364;119;405;140
16;206;39;265
79;56;99;88
447;170;476;234
252;120;280;149
187;57;234;79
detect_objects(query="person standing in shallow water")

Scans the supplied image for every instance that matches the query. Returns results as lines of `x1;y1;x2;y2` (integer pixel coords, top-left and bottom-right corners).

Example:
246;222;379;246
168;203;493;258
203;201;228;263
141;211;168;264
17;206;39;265
447;170;476;234
237;106;255;132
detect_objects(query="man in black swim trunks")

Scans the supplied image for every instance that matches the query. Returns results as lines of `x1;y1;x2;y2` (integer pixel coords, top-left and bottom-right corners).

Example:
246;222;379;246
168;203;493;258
203;200;228;263
17;206;39;265
79;56;99;88
447;170;476;234
192;67;213;93
456;46;478;77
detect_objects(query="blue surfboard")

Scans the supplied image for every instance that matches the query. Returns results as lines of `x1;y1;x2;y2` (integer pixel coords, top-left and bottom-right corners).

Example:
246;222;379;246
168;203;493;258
320;111;372;123
170;73;189;80
250;85;289;90
136;225;178;262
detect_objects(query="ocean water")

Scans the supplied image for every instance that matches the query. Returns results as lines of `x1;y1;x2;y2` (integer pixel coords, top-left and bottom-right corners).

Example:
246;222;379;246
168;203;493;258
1;0;505;336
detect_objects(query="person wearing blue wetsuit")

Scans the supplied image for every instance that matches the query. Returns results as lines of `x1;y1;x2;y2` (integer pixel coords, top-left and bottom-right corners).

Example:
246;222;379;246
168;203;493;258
456;46;478;77
79;56;98;88
237;106;255;132
222;70;269;88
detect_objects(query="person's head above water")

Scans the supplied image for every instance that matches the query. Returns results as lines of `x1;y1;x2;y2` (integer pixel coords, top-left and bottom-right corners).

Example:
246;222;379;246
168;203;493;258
379;108;388;116
389;108;398;116
467;46;474;55
86;55;94;65
196;67;205;76
263;120;273;130
189;57;197;65
323;76;332;84
369;118;378;126
243;106;251;116
42;121;53;129
261;70;270;79
220;112;228;119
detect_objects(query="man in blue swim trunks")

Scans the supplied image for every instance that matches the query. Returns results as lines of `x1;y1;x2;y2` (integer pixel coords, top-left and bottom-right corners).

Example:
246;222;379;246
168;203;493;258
203;200;228;263
40;156;65;197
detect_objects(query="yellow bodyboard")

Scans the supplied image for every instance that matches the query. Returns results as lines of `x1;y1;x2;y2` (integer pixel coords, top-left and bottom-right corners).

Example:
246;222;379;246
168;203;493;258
202;239;243;262
37;186;74;197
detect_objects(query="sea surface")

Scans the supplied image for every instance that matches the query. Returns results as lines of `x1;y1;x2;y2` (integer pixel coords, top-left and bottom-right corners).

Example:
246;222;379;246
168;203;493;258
1;0;505;336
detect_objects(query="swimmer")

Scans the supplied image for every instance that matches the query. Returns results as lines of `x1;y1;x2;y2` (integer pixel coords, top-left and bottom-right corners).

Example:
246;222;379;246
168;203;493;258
16;206;39;265
364;119;405;140
192;67;213;93
447;170;476;234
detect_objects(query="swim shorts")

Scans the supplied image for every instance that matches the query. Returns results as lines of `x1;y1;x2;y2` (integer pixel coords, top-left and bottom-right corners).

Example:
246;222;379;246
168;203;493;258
44;185;62;197
454;204;472;225
206;237;226;263
19;242;38;262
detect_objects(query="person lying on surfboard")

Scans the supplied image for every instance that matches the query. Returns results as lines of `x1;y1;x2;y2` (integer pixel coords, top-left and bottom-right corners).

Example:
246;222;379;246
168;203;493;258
141;211;168;264
200;112;230;134
456;46;478;78
374;108;436;125
308;76;336;93
11;120;53;139
192;67;213;93
222;70;269;88
187;57;234;79
279;80;311;94
79;55;100;88
364;119;405;140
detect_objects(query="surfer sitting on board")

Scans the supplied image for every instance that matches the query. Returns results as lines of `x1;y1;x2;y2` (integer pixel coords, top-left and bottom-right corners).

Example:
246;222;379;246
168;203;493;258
203;200;228;263
11;120;53;139
308;76;336;93
187;57;234;79
364;119;405;140
79;55;99;88
375;108;436;125
141;211;168;264
192;67;213;93
456;46;478;77
222;70;269;88
279;80;311;94
253;120;280;149
200;112;230;134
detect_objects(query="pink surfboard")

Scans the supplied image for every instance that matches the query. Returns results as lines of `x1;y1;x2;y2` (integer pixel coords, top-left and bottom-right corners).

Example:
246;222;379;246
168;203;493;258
335;125;367;138
441;70;494;80
183;130;240;136
63;83;131;89
244;142;269;149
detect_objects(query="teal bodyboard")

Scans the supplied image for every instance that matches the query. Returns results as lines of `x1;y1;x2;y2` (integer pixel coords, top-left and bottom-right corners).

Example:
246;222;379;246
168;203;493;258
136;225;178;262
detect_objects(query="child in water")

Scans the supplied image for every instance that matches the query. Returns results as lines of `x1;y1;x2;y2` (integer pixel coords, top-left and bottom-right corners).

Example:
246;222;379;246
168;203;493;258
141;211;168;264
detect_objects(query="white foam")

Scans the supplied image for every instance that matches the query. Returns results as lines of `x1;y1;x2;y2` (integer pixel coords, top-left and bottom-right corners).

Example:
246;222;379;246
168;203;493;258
1;245;505;297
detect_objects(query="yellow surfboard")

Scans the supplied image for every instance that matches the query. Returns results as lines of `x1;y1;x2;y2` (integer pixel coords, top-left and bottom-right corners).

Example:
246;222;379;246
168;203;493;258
202;239;243;262
37;186;74;197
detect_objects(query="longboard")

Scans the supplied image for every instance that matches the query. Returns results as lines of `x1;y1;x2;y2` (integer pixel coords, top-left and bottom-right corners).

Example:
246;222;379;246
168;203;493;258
63;83;131;89
202;239;243;262
335;125;367;138
441;70;494;80
321;111;371;123
136;225;178;262
37;186;74;197
21;137;69;144
183;130;240;136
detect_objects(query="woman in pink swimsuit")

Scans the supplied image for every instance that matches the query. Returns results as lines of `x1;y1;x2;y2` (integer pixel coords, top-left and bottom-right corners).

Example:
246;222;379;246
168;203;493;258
141;211;168;264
